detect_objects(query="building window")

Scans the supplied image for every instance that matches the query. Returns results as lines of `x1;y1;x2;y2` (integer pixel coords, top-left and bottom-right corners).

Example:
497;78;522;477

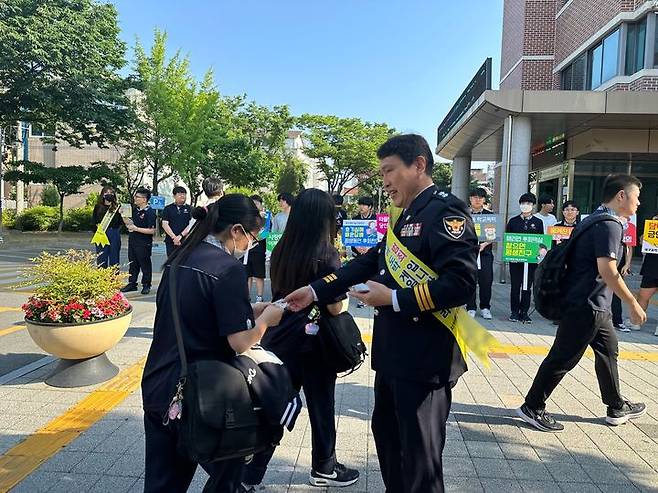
30;124;54;137
626;17;647;75
588;29;619;89
561;54;586;90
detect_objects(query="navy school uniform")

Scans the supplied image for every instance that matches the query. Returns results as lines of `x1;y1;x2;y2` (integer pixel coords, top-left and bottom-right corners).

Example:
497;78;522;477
467;208;495;311
505;214;544;317
128;206;157;287
161;203;192;257
310;186;478;493
141;239;256;492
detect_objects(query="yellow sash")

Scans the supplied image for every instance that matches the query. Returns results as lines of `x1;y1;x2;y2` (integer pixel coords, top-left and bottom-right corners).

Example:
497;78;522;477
385;207;499;367
91;207;118;247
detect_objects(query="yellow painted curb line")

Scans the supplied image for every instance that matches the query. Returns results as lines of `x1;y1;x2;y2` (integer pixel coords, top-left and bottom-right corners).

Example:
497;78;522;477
0;325;25;337
0;307;21;314
360;334;658;362
0;358;146;492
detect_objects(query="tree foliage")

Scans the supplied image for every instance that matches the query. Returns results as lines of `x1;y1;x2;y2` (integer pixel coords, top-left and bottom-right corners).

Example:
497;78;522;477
0;0;132;147
432;162;452;191
297;115;394;195
4;161;121;232
276;154;307;195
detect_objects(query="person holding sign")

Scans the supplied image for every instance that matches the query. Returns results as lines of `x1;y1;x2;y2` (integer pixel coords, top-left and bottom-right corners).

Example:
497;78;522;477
635;214;658;333
506;193;544;323
121;187;157;295
466;187;494;320
518;175;646;432
284;134;498;493
92;185;123;268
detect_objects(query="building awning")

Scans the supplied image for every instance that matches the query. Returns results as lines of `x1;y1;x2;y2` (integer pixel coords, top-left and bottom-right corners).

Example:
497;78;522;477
436;90;658;161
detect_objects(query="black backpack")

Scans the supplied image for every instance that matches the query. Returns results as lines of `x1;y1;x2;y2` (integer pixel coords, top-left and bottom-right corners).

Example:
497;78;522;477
533;214;617;321
317;311;367;375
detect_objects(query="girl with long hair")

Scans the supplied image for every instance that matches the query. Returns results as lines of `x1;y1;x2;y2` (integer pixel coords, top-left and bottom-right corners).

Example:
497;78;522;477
92;185;122;267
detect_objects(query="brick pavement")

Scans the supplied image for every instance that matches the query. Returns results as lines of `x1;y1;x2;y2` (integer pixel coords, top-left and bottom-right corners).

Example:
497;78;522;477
1;278;657;492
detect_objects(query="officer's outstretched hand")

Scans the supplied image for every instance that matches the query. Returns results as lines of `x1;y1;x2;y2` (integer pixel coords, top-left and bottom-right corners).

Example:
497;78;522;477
350;281;393;307
285;286;314;312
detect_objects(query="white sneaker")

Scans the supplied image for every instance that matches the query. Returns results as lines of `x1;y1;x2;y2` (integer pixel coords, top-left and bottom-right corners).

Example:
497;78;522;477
625;318;641;331
654;326;658;337
481;309;493;320
467;310;476;318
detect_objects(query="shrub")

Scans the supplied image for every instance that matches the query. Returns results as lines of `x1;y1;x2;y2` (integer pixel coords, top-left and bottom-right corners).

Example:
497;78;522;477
14;206;59;231
63;206;95;232
2;209;16;229
41;185;60;207
20;250;130;323
86;192;100;207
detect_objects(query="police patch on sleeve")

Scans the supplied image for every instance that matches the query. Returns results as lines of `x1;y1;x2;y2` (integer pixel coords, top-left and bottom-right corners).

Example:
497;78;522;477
443;216;466;239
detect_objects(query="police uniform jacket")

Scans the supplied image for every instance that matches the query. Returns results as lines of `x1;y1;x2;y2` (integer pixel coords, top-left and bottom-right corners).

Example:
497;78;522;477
311;185;478;385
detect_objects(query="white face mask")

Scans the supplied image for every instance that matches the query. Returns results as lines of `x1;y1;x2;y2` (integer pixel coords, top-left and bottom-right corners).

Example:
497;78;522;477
231;225;252;265
519;203;533;214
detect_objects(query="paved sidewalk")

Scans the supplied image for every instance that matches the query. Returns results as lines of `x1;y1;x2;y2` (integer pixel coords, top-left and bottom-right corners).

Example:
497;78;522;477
1;278;657;492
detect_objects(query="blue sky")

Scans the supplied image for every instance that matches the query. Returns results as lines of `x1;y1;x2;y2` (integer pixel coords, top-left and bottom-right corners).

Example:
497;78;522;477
110;1;503;161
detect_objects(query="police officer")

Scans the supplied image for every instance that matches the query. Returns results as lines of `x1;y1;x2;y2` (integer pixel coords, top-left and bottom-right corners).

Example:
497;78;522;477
285;134;478;493
161;186;193;258
121;187;157;295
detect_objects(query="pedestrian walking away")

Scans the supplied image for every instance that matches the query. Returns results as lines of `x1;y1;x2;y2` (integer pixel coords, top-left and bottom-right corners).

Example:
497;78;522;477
507;192;544;324
285;134;479;493
467;187;494;320
161;186;193;258
121;187;157;295
141;194;284;493
518;174;647;432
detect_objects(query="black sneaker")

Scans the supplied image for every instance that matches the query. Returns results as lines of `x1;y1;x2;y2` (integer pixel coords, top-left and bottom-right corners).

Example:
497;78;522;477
235;484;256;493
141;285;151;295
516;403;564;432
520;313;532;324
309;463;359;487
606;400;646;426
120;284;138;293
509;312;520;322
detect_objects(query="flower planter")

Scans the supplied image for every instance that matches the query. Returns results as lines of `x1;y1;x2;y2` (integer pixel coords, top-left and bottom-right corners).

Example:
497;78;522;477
25;308;132;387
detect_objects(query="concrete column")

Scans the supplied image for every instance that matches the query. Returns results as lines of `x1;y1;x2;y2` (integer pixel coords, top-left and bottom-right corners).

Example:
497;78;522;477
451;155;471;201
505;116;532;220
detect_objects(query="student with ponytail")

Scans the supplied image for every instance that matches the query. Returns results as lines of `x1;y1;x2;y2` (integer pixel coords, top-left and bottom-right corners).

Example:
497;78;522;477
141;194;285;493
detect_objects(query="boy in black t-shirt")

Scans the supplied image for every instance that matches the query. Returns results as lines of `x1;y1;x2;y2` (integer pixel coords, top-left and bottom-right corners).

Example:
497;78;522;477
467;188;495;320
121;187;157;295
161;186;192;257
518;175;647;432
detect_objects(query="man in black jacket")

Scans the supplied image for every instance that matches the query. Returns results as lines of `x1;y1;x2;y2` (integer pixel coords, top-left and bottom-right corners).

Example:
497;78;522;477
285;134;478;493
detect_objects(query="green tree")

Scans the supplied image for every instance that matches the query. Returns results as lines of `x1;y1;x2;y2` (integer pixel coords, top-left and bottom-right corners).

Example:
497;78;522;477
276;154;307;195
297;115;394;196
432;162;452;191
0;0;131;146
4;162;121;232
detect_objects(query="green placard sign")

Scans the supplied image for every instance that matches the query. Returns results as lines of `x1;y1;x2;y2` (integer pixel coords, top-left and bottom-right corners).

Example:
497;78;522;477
502;233;553;264
266;232;283;253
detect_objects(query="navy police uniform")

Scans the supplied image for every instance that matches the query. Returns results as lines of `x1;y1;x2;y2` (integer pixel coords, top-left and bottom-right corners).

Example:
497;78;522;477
128;206;157;288
310;185;478;493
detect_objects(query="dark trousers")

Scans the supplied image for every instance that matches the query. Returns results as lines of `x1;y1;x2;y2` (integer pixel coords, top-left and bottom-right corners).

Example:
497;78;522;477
371;373;452;493
611;295;623;326
525;306;624;411
165;240;177;258
244;351;338;484
467;252;493;310
509;262;536;316
95;227;121;268
128;241;152;286
143;410;244;493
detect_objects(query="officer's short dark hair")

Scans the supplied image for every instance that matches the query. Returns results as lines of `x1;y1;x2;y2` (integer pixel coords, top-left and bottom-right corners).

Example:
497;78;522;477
601;174;642;203
202;177;224;198
377;134;434;175
538;194;554;207
172;186;187;195
357;196;373;207
135;187;151;200
250;194;263;204
277;192;294;206
333;194;344;206
519;192;536;204
469;188;487;198
562;200;579;211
